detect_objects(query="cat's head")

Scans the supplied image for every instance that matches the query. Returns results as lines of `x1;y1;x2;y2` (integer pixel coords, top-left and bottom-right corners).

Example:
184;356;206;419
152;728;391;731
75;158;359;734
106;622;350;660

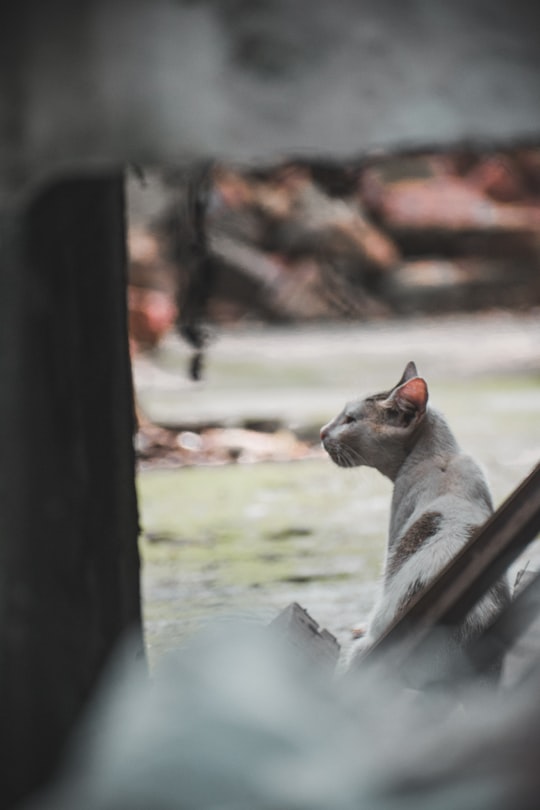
320;361;428;478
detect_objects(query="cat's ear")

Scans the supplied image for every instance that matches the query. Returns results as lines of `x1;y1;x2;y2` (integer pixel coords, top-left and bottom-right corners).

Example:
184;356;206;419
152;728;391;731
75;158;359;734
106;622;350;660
389;376;428;418
395;361;418;388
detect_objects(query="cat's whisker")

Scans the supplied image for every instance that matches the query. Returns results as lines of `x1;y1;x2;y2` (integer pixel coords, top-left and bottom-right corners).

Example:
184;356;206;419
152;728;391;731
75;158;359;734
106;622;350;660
336;446;352;467
341;446;361;468
342;452;353;468
343;445;365;467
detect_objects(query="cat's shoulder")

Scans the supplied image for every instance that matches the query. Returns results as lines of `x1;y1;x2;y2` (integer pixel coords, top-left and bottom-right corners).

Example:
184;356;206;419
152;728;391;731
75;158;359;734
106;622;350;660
449;452;491;493
449;451;487;478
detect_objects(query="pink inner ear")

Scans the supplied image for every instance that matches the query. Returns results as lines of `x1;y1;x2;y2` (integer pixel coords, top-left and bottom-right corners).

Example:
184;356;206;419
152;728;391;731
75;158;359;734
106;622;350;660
395;377;428;412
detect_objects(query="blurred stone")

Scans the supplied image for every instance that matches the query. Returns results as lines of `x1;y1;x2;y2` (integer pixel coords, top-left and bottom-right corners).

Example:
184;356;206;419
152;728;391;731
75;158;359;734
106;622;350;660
386;258;540;313
362;169;540;235
128;227;176;293
135;424;322;468
206;165;398;320
201;427;316;464
516;149;540;195
127;227;178;349
128;287;177;350
466;154;528;203
373;175;505;231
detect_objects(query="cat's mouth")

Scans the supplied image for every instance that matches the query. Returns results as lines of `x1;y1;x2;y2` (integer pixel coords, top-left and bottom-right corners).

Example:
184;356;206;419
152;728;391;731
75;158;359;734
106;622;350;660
322;440;362;468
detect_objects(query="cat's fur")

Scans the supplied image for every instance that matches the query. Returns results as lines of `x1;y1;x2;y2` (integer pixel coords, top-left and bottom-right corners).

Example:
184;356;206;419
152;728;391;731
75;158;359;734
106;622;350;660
320;361;510;658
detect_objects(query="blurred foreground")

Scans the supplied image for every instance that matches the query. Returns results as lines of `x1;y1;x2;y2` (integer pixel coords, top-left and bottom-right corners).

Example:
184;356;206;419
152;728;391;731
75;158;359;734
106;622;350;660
27;624;540;810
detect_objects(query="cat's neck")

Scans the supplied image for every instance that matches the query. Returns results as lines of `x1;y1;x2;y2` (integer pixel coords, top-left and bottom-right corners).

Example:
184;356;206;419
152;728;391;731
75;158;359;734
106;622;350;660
388;408;461;540
385;408;460;482
404;407;460;474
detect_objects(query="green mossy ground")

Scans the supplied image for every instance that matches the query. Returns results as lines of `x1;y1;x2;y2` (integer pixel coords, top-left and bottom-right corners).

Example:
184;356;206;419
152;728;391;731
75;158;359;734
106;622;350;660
138;459;388;663
136;317;540;665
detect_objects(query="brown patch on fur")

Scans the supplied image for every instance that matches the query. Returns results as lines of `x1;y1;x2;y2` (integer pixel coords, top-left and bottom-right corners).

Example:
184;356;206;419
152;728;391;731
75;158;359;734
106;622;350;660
386;511;443;579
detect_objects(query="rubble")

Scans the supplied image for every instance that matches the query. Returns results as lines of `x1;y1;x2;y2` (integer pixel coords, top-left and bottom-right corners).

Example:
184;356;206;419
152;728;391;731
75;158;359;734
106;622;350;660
136;424;322;469
127;147;540;338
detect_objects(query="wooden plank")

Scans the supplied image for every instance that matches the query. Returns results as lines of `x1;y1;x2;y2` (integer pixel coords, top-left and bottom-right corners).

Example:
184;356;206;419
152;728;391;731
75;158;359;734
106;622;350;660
460;570;540;688
466;570;540;678
271;602;340;672
358;462;540;673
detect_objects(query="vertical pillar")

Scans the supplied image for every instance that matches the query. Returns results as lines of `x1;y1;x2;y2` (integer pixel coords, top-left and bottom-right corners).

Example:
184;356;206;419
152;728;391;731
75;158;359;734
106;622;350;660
0;175;143;807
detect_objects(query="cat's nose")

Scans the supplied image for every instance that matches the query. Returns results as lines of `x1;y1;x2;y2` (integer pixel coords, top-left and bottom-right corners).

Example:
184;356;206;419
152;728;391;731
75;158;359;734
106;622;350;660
320;425;328;441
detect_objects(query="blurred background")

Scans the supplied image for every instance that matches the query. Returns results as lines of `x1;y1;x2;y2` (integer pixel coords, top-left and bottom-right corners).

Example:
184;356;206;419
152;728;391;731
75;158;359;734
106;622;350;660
126;148;540;663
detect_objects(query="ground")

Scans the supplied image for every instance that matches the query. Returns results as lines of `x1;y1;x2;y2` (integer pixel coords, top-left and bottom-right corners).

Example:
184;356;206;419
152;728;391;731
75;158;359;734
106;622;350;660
133;311;540;665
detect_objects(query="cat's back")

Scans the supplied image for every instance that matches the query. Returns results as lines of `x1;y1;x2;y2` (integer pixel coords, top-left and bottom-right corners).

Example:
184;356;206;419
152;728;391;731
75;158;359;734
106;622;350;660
392;450;493;539
388;451;497;599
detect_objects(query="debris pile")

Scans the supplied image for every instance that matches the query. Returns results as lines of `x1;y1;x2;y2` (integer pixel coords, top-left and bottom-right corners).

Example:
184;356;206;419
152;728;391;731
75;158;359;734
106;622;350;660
135;423;322;469
127;147;540;341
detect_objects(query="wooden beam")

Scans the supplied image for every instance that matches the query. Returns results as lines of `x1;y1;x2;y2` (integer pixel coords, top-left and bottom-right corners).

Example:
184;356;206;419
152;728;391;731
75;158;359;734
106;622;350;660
468;570;540;678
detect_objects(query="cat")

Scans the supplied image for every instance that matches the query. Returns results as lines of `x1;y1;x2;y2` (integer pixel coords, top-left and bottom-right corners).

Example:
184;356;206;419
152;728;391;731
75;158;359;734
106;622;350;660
320;361;510;668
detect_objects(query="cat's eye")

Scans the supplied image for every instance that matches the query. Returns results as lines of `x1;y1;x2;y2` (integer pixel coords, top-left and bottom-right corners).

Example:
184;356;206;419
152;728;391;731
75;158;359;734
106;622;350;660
344;414;356;424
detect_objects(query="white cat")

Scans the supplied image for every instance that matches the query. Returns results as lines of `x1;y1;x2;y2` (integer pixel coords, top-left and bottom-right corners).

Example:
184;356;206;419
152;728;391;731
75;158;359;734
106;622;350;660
321;362;509;659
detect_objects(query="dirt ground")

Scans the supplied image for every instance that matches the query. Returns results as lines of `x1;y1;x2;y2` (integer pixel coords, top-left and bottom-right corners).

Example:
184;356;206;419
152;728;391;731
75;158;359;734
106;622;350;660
133;311;540;665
